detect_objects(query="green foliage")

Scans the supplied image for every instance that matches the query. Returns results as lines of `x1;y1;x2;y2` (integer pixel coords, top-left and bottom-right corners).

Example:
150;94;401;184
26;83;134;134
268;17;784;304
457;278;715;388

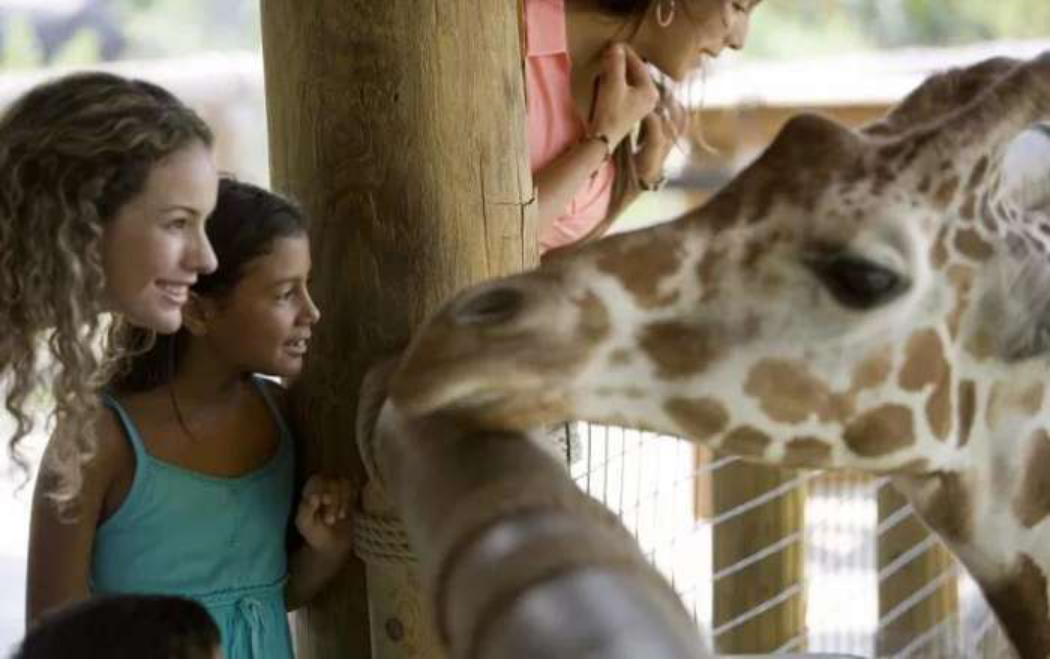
49;29;103;67
745;0;1050;59
0;14;44;70
111;0;261;58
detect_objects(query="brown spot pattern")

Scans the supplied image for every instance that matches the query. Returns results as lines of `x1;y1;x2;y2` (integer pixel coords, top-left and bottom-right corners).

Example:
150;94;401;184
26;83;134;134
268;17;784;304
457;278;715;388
967;156;989;191
639;321;720;380
983;554;1050;659
721;426;772;458
930;233;950;269
925;371;952;440
1013;429;1050;528
665;397;729;441
574;291;610;345
745;359;854;425
843;404;916;457
696;246;726;302
1020;382;1046;417
959;192;977;221
898;329;947;392
964;329;995;361
957;380;976;447
608;349;632;366
916;472;972;542
987;381;1046;430
933;175;959;209
850;346;894;392
783;437;832;468
945;265;974;339
954;227;995;262
595;236;682;309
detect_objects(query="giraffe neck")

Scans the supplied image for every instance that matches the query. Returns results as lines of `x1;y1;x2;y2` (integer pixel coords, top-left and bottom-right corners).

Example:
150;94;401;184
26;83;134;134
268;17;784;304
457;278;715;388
896;398;1050;658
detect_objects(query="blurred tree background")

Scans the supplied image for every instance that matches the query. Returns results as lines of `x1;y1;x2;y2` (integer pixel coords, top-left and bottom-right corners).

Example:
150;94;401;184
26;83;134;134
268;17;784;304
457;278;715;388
0;0;259;70
0;0;1047;70
744;0;1050;59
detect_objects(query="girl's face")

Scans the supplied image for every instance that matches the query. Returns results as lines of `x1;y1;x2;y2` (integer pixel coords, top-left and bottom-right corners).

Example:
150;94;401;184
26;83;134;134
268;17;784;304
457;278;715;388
640;0;758;81
101;141;219;333
201;235;321;379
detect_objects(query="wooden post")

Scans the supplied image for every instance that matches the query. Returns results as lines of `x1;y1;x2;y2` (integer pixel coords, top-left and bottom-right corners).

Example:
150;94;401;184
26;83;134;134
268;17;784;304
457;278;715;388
711;460;805;653
259;1;535;657
876;486;957;655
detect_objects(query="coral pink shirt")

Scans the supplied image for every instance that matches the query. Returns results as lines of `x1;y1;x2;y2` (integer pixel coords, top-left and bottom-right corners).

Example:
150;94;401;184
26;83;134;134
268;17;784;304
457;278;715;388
525;0;616;253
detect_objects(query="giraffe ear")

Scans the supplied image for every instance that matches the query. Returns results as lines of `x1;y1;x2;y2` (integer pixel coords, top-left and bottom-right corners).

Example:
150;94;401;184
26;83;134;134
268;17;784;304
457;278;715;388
990;255;1050;362
986;123;1050;362
1001;122;1050;212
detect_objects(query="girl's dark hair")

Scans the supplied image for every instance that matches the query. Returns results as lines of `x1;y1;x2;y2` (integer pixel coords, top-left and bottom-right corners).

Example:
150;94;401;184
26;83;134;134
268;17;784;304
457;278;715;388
15;594;220;659
108;178;308;394
0;70;213;500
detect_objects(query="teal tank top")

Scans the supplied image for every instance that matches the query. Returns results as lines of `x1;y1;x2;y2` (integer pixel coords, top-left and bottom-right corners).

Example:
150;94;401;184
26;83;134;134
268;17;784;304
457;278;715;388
91;377;296;659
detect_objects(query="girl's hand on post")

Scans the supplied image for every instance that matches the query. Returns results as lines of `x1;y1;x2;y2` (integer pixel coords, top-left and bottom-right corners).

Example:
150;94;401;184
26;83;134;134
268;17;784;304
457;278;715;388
295;474;355;555
589;43;660;150
636;96;686;190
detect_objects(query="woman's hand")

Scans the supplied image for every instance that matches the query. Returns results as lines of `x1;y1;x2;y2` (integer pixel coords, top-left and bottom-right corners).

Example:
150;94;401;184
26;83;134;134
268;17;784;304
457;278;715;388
635;96;687;189
589;43;660;150
295;474;355;555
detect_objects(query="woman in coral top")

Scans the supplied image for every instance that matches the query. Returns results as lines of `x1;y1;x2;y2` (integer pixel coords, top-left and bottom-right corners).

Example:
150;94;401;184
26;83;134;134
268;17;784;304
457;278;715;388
525;0;761;254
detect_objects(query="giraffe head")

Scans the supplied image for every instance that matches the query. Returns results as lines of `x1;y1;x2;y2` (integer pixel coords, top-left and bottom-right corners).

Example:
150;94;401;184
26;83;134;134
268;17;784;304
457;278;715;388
392;53;1050;475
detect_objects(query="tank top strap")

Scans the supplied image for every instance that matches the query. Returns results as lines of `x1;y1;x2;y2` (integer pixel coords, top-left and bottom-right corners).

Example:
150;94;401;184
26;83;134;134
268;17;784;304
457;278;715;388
250;376;295;447
100;392;151;466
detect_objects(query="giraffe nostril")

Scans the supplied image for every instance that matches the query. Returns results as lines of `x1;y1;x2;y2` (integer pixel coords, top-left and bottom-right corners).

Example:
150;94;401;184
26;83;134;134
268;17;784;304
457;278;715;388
452;286;524;326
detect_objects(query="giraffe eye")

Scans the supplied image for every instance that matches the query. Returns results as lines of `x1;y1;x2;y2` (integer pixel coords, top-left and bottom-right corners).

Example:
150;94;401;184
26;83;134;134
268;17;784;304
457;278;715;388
805;254;904;310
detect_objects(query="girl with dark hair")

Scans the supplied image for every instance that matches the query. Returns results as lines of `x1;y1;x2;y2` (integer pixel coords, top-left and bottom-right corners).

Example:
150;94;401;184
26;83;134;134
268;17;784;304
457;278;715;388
27;179;354;659
528;0;762;252
15;594;221;659
0;71;219;500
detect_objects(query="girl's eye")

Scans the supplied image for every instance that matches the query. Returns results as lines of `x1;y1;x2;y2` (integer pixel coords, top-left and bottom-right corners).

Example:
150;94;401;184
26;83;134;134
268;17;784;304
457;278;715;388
278;288;295;300
166;217;189;230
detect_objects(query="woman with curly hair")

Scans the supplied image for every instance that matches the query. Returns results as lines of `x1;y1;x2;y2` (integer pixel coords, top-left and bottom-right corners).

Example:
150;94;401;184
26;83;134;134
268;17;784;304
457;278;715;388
0;71;219;493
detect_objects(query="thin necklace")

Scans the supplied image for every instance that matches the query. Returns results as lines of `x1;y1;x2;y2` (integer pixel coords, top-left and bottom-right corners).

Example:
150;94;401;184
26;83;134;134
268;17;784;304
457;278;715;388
167;339;200;444
169;381;201;444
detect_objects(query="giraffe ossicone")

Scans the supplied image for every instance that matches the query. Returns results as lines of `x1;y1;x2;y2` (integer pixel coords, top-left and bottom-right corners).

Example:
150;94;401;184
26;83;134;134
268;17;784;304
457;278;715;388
394;52;1050;658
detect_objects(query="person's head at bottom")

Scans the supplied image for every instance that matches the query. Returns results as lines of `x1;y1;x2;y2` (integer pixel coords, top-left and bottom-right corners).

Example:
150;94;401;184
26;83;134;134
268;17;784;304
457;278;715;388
13;594;221;659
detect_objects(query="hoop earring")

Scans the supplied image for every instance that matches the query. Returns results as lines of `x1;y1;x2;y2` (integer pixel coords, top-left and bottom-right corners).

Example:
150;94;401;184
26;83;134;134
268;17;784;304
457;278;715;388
656;0;676;28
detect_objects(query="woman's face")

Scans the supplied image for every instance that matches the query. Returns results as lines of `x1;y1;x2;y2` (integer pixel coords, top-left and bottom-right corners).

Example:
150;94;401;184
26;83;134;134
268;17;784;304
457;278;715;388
199;235;321;379
101;141;219;333
640;0;759;81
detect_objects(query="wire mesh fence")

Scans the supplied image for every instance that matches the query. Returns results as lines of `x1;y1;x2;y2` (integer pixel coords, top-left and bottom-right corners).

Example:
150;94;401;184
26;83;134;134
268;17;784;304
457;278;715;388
561;422;1006;658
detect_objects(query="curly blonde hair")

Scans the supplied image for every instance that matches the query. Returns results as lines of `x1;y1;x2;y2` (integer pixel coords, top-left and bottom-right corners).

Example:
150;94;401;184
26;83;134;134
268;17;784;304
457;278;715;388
0;71;213;499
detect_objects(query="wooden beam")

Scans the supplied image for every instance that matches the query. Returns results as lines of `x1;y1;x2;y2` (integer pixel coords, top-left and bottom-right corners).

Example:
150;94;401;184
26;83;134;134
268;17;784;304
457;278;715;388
712;460;805;653
259;1;535;656
876;485;957;656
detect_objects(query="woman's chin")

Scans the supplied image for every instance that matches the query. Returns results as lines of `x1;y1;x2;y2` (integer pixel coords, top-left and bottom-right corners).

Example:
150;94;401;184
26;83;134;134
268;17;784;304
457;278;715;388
126;307;183;334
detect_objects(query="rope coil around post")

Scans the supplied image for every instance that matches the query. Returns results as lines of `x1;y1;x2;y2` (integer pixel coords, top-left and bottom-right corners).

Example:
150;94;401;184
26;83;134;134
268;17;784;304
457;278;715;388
352;511;416;566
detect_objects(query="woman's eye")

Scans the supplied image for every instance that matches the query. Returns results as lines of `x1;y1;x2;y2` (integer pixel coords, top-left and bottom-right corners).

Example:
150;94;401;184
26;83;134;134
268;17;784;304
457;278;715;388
166;218;189;230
